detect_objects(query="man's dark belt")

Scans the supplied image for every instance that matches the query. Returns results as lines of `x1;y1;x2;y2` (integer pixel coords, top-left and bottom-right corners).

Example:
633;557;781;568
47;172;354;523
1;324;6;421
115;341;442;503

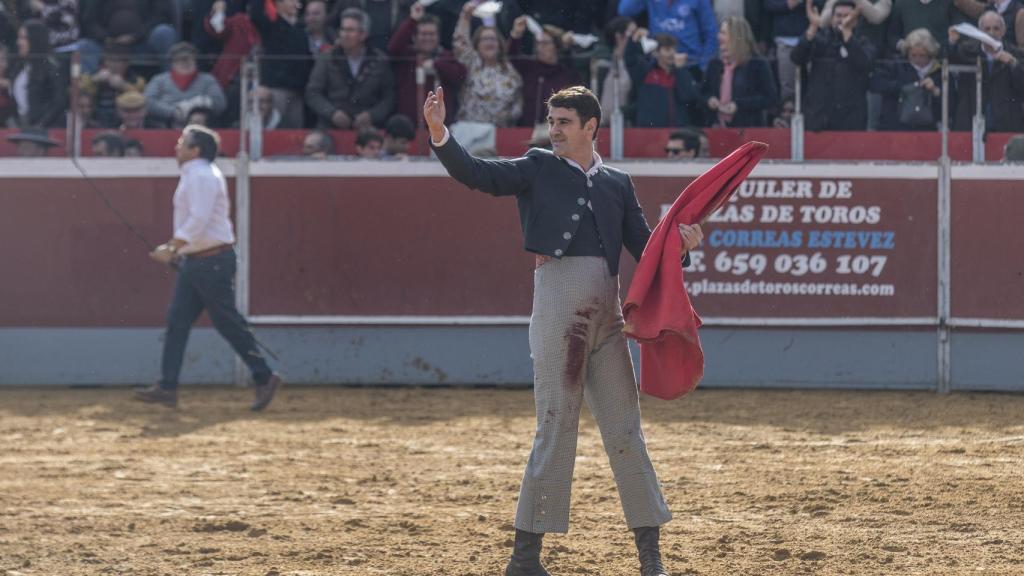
187;244;233;259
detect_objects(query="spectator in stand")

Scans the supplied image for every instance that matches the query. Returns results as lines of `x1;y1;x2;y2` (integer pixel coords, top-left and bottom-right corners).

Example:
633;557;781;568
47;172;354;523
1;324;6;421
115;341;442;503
665;128;702;157
819;0;891;129
508;15;584;127
205;0;261;94
388;1;466;126
6;126;60;156
0;44;15;127
354;127;383;157
328;0;414;53
766;0;824;103
306;0;336;54
886;0;954;56
143;42;227;128
302;129;334;158
382;113;415;158
953;0;1024;47
871;28;946;130
250;0;313;129
77;90;105;127
257;85;282;129
950;11;1024;131
91;131;127;156
773;96;795;127
596;16;634;127
306;7;395;130
124;137;143;155
186;106;215;126
625;29;699;127
618;0;719;72
452;1;523;126
23;0;78;53
204;0;260;127
704;15;774;126
702;16;777;127
80;43;146;128
114;90;161;129
79;0;178;74
791;0;875;130
11;19;67;127
819;0;890;57
1003;133;1024;160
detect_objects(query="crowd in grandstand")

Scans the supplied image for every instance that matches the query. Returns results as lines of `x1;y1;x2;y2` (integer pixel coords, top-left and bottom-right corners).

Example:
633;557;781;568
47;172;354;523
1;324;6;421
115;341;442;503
1;0;1024;157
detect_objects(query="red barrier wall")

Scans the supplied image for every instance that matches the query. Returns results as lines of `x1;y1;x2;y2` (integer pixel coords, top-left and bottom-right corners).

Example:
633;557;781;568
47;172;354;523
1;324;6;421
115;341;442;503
951;179;1024;319
0;177;182;326
0;164;1015;327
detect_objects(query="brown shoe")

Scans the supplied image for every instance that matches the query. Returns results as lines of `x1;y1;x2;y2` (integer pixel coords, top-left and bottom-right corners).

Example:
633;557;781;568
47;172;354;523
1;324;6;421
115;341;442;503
134;385;178;408
250;373;283;411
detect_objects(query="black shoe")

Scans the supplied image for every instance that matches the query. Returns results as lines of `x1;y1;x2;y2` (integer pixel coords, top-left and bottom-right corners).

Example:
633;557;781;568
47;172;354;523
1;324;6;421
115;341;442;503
634;526;668;576
504;529;550;576
250;373;283;411
134;385;178;408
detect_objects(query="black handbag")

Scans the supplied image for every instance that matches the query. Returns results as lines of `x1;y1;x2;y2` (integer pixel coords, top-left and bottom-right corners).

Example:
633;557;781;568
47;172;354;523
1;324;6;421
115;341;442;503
898;82;935;127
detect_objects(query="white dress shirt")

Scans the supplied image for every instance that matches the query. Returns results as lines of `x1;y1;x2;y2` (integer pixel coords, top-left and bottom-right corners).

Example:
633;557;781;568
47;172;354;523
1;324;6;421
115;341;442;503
173;158;235;255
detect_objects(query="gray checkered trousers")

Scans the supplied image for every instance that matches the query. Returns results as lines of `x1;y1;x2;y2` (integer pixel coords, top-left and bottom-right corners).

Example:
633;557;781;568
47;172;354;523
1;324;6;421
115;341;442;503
515;256;673;534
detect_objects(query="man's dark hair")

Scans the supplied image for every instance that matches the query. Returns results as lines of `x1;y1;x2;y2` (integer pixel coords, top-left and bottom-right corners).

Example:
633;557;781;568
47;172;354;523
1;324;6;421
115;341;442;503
418;14;441;30
546;86;602;140
356;129;384;147
654;33;677;50
91;132;126;156
669;129;701;153
186;106;215;127
183;125;220;161
385;114;416;139
307;130;335;154
603;16;633;50
833;0;857;9
124;138;143;154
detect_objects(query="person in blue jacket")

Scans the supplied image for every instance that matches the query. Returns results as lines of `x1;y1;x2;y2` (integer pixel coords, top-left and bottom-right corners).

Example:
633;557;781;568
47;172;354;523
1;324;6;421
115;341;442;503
618;0;719;72
625;29;700;127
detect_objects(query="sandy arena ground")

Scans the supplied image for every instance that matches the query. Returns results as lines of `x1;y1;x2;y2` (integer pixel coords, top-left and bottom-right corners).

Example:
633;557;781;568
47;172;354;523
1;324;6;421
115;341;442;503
1;386;1023;576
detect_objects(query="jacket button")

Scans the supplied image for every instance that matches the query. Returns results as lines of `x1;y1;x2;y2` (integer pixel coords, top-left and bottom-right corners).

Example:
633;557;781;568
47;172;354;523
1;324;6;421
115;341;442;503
563;232;572;240
577;197;586;205
554;249;563;256
587;179;593;188
571;214;580;221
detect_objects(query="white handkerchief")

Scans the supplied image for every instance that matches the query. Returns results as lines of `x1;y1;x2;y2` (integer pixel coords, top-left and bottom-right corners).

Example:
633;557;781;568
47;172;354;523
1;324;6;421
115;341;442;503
640;36;658;54
525;15;544;37
953;23;1003;51
571;33;599;49
473;1;502;18
209;11;225;33
417;0;440;6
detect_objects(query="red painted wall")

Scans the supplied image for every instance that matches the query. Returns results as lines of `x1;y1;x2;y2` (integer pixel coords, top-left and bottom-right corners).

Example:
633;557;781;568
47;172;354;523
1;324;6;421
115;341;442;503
0;169;1014;327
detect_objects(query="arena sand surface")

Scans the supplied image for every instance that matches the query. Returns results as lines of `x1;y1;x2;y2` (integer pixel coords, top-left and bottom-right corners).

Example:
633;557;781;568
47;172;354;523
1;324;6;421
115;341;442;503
1;386;1023;576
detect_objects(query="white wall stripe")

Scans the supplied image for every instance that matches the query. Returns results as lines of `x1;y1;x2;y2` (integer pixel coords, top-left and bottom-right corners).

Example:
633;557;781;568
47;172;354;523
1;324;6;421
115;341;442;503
0;158;946;180
248;315;940;327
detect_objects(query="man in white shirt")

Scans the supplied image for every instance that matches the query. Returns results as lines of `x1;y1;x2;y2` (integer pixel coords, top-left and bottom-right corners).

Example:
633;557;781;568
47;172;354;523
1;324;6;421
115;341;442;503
135;125;282;410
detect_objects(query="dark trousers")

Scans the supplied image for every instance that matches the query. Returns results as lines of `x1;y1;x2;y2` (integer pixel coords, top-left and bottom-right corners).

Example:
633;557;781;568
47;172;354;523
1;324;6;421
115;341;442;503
159;249;272;390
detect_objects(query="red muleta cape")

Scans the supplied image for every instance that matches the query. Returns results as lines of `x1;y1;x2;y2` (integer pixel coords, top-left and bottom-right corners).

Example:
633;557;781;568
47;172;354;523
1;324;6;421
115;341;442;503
622;142;768;400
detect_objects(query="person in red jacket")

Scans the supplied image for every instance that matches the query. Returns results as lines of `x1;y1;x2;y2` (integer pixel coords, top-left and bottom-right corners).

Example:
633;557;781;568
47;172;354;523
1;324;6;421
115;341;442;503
387;1;466;126
507;15;583;127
